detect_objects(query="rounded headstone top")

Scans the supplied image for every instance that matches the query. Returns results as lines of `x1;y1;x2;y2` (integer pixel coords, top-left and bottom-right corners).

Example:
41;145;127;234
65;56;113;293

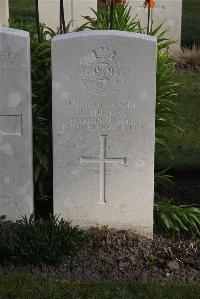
52;30;157;44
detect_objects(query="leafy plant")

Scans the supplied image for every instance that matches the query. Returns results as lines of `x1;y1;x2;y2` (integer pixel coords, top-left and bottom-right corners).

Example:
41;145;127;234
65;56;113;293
31;26;54;198
80;3;142;32
0;215;86;265
154;201;200;238
154;168;173;188
155;51;181;162
148;23;172;52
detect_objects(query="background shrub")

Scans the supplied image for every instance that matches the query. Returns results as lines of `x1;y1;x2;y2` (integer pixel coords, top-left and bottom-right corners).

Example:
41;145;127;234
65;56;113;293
172;45;200;72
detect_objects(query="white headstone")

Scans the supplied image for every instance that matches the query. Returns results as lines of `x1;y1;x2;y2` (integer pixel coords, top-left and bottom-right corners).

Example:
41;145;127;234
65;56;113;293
0;0;9;26
0;27;33;221
38;0;97;31
130;0;182;48
52;31;156;237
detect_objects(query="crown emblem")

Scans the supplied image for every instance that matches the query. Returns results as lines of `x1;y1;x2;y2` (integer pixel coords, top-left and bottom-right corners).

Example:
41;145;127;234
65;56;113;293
93;47;116;60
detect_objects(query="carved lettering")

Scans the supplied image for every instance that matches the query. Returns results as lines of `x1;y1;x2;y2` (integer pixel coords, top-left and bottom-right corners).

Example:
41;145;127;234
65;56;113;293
0;193;16;206
0;43;21;74
65;97;144;132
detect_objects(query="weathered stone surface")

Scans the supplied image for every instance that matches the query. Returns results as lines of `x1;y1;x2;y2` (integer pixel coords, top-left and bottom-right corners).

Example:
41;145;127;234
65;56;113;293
0;0;9;26
130;0;182;49
0;27;33;220
38;0;96;31
52;31;156;237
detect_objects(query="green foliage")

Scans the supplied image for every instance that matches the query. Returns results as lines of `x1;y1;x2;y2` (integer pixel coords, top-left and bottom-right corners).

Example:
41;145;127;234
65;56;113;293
80;3;142;32
31;26;55;198
154;168;173;188
9;0;35;24
148;23;172;52
154;35;181;186
154;202;200;238
155;51;181;164
0;215;85;265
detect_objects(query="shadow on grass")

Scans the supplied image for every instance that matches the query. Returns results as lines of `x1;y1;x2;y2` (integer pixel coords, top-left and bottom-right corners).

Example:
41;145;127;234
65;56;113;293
0;274;200;299
155;72;200;175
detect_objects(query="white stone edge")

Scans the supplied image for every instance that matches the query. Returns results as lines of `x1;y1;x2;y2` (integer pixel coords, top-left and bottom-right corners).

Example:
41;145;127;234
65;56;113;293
0;26;29;38
0;25;33;215
52;30;157;44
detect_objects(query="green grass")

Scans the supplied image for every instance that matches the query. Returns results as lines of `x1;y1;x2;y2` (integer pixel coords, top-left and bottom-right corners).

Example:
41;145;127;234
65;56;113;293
9;0;35;23
182;0;200;46
0;274;200;299
156;72;200;174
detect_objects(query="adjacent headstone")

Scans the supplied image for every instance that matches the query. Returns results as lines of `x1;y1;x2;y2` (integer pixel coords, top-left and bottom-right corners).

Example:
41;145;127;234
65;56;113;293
52;31;156;237
0;0;9;26
0;27;33;220
38;0;97;31
130;0;182;48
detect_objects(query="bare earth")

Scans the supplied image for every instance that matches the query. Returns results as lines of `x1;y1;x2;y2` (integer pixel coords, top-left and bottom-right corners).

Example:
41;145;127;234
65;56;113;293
1;227;200;282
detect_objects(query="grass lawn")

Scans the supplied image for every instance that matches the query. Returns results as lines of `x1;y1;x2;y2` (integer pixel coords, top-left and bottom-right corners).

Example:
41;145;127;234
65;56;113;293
9;0;35;22
182;0;200;46
0;274;200;299
155;72;200;175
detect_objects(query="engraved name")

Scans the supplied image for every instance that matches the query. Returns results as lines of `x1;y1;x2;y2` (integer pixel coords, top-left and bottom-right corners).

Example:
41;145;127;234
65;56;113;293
0;43;21;74
0;193;15;206
65;99;143;132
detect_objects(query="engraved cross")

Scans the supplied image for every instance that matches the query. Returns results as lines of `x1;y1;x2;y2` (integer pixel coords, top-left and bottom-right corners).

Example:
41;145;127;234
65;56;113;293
81;135;126;204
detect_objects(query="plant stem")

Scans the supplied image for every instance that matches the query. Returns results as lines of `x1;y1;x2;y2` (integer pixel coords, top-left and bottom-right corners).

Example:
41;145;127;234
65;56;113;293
110;2;114;30
35;0;41;42
60;0;66;33
147;1;151;34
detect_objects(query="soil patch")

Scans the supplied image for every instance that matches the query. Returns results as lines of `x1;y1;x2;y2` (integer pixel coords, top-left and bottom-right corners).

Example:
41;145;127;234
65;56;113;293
1;228;200;283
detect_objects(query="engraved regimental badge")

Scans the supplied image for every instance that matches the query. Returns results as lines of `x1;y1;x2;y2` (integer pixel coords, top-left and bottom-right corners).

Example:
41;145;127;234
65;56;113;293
79;47;128;96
